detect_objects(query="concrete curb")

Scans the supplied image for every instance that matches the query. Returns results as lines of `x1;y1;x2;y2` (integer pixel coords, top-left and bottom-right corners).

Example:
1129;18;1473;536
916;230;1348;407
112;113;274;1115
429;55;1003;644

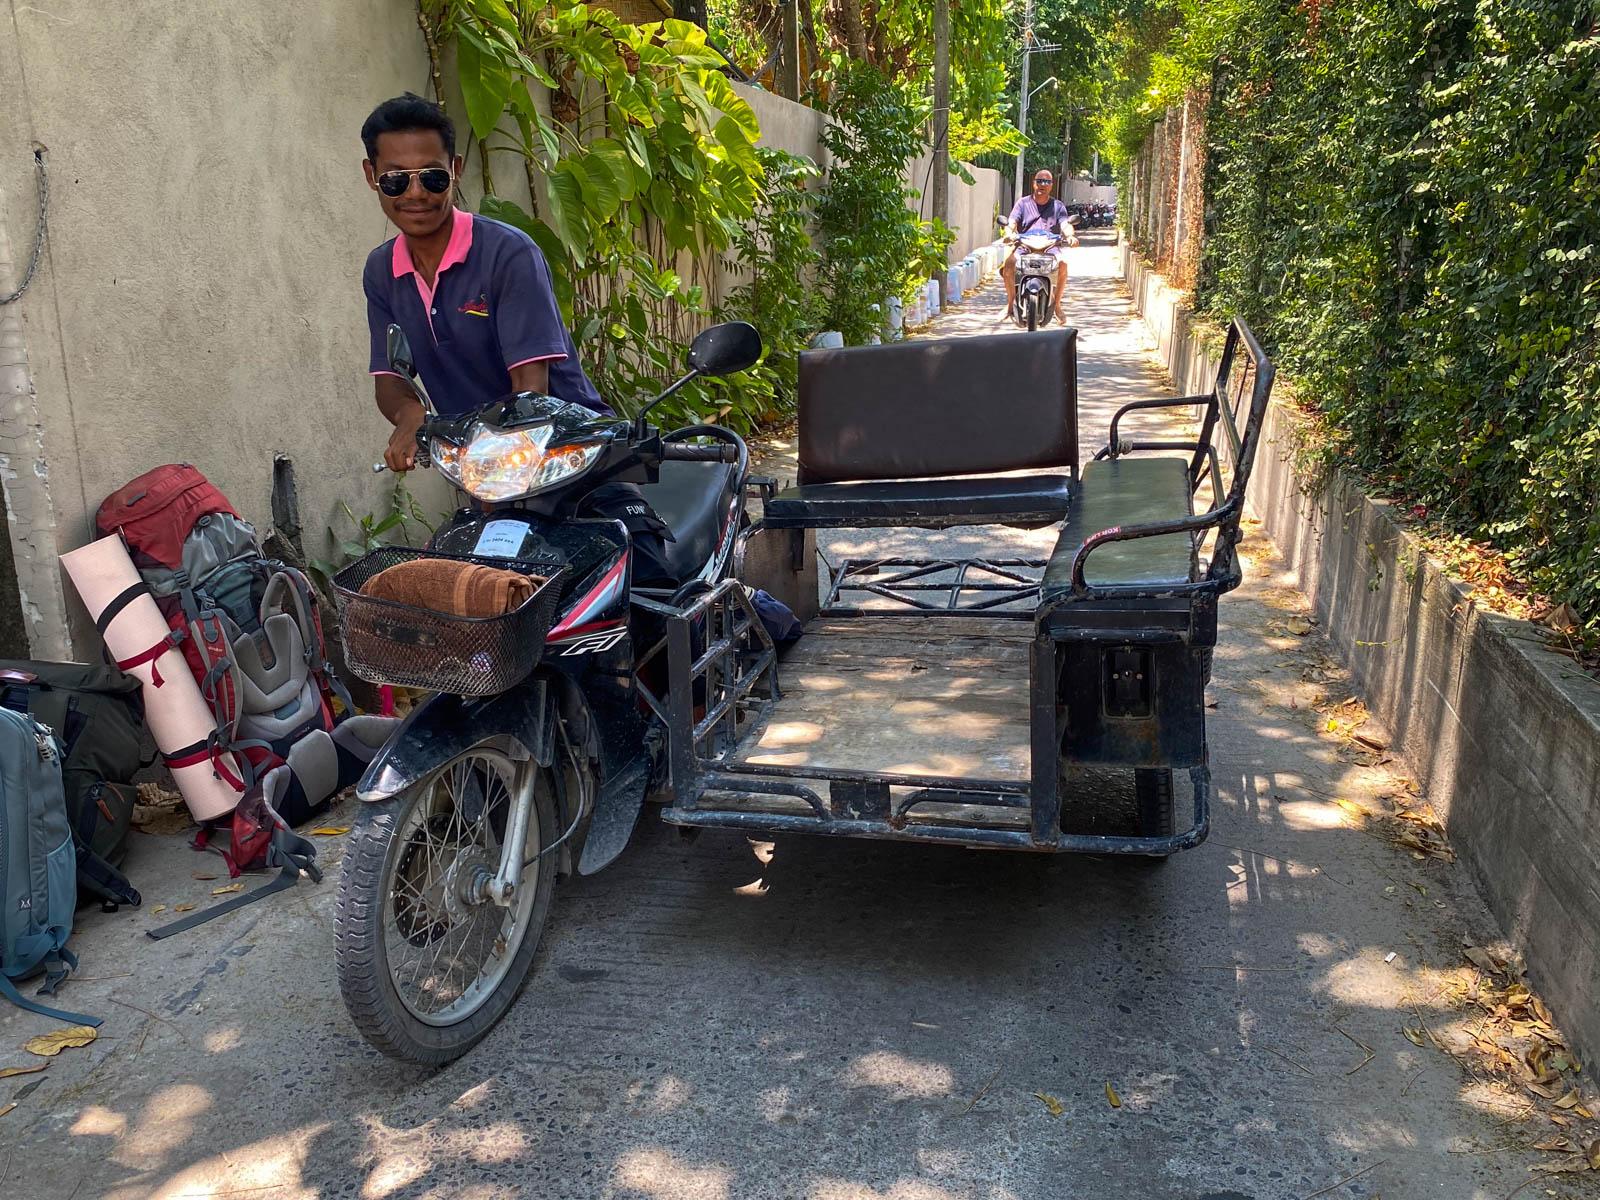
1119;241;1600;1068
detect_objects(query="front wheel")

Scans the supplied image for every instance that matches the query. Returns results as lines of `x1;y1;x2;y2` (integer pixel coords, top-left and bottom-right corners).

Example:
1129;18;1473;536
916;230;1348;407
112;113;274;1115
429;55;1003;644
334;747;557;1065
1024;293;1039;331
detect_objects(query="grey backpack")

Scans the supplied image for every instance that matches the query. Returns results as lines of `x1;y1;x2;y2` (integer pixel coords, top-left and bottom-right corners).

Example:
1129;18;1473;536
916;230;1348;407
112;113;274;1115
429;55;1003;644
0;706;100;1026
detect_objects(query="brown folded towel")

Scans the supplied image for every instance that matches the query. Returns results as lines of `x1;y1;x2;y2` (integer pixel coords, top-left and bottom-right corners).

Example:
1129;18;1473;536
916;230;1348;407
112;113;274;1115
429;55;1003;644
360;558;541;618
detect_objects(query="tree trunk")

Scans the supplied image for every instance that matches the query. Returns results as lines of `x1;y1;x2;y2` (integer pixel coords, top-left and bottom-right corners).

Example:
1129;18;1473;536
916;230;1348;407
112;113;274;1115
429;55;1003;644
834;0;869;61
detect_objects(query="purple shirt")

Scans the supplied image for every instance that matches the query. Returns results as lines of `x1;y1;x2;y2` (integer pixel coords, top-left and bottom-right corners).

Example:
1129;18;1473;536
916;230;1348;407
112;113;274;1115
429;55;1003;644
1008;195;1068;237
366;209;607;416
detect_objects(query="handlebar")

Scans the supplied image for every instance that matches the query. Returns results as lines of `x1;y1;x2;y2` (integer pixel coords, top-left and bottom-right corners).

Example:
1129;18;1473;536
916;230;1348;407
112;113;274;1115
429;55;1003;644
660;442;739;463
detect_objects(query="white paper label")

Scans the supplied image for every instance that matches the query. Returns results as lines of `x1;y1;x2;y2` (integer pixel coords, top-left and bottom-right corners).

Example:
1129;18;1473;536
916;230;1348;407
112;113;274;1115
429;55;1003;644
472;519;527;558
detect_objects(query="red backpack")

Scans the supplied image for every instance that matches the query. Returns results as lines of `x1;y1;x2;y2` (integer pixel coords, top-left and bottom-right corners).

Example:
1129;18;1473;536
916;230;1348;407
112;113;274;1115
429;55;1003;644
95;465;348;800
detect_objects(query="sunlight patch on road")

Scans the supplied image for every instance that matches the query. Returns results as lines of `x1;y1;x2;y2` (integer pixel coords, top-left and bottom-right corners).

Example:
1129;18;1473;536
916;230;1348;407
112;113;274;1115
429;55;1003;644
843;1050;954;1100
614;1147;732;1200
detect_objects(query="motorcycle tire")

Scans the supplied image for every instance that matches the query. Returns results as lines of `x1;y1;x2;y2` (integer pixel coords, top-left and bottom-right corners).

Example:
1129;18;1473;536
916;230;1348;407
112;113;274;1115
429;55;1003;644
334;746;558;1065
1024;294;1039;331
1133;768;1175;865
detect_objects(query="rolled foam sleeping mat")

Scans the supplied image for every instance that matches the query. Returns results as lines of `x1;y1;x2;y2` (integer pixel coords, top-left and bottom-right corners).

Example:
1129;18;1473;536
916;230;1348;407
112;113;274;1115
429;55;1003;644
60;535;244;821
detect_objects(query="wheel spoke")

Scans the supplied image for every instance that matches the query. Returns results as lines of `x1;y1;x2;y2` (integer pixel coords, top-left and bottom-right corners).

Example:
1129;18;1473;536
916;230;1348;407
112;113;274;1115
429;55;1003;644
377;749;543;1024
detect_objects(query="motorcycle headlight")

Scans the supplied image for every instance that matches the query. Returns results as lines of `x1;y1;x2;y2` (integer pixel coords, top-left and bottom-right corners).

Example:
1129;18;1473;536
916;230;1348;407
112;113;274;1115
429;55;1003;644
431;423;602;503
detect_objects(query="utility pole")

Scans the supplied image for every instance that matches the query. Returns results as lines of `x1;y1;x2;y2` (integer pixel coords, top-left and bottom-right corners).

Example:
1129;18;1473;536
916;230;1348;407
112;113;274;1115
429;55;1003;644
1012;0;1061;205
1013;0;1033;203
777;0;801;100
1060;110;1073;201
932;0;951;305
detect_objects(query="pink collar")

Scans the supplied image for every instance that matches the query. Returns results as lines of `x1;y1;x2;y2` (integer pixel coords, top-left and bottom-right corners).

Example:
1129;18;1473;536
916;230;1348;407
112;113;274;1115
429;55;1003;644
391;208;474;279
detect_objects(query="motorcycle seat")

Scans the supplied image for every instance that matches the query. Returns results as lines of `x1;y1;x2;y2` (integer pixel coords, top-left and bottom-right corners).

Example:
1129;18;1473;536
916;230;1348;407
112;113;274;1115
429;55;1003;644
637;459;741;586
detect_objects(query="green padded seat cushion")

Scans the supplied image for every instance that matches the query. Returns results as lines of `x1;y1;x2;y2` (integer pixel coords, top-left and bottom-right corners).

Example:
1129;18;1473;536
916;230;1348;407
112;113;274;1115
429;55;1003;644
1042;457;1197;601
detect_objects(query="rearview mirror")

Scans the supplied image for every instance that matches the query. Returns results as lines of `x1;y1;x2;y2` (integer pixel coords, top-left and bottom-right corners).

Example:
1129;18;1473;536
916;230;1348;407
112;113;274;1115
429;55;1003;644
387;324;415;378
686;322;762;378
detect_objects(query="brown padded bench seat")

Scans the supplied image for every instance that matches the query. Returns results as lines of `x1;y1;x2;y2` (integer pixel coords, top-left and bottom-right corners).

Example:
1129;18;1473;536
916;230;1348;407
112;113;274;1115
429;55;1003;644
1040;457;1198;603
762;330;1079;530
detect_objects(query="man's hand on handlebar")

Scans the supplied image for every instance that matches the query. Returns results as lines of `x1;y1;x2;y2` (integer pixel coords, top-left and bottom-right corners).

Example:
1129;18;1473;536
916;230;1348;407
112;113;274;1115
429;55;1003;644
384;402;426;472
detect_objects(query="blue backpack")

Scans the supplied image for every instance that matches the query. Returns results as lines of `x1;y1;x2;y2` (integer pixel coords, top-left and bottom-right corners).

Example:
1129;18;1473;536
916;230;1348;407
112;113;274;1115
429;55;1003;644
0;706;100;1026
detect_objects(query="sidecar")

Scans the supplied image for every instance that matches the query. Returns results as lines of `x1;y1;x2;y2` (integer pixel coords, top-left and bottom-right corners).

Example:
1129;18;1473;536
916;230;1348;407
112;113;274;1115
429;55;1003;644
639;320;1277;857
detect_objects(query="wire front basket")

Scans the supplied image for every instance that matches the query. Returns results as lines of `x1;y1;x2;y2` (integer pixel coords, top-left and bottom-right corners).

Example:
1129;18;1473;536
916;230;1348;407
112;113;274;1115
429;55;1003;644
333;547;566;697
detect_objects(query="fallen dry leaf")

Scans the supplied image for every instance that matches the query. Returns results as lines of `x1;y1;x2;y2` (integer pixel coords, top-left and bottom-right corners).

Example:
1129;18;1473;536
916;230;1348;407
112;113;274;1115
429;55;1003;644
173;903;195;913
1286;615;1315;636
1555;1088;1583;1110
1551;1113;1574;1127
1533;1159;1591;1175
1463;947;1500;975
1033;1092;1064;1117
0;1063;47;1079
24;1025;97;1057
1403;1027;1426;1046
1354;731;1388;751
1527;1081;1563;1100
1105;1081;1122;1108
1588;1140;1600;1170
309;827;351;837
150;904;167;915
1533;1136;1573;1152
211;883;244;896
0;1101;14;1119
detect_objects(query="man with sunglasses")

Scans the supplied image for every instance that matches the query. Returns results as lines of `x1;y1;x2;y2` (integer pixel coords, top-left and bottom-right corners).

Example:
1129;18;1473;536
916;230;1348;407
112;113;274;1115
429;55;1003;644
1000;169;1078;324
360;94;677;586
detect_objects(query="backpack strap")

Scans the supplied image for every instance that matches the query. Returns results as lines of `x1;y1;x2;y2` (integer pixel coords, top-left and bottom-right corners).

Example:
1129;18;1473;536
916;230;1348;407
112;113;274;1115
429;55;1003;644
145;827;319;940
0;959;102;1029
70;788;142;909
263;567;354;717
113;629;183;688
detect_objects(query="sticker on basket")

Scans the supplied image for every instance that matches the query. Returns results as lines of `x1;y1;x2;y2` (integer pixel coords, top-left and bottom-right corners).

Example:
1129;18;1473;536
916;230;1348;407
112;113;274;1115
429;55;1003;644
473;519;527;558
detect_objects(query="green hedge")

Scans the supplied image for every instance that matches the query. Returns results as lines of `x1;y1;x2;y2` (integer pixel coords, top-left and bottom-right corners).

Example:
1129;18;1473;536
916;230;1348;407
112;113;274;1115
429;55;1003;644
1194;0;1600;630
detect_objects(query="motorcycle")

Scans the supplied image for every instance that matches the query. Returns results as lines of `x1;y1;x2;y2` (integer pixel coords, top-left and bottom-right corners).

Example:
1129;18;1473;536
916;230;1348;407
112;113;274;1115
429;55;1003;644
1005;226;1074;331
332;320;764;1065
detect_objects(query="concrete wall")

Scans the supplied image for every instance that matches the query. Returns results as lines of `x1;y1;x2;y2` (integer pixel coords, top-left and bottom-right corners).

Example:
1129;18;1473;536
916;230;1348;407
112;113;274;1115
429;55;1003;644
1120;242;1600;1070
1;0;430;655
0;6;1002;656
1062;180;1117;206
739;83;1004;266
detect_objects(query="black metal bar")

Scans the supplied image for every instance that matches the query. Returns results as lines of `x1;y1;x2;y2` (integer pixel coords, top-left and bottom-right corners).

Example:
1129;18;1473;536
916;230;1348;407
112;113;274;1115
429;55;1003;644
1029;632;1062;844
714;758;1031;795
821;605;1036;620
897;788;1031;812
701;772;827;817
663;765;1210;856
1068;501;1238;597
663;612;699;804
693;647;776;746
662;806;1047;849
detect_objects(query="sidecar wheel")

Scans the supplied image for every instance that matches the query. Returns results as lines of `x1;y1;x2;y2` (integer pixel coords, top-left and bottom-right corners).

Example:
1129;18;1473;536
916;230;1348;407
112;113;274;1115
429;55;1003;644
1133;768;1175;863
335;747;557;1066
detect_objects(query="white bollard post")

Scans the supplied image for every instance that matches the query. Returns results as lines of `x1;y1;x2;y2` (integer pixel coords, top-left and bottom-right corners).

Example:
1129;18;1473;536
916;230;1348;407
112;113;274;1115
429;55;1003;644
887;295;904;338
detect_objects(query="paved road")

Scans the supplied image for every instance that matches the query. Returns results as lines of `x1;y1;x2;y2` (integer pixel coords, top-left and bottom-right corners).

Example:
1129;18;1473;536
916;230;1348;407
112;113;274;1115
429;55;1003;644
2;231;1571;1200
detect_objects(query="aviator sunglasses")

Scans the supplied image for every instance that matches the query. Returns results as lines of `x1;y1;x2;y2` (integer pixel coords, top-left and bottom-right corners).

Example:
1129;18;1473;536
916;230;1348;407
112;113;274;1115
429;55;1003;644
376;167;454;197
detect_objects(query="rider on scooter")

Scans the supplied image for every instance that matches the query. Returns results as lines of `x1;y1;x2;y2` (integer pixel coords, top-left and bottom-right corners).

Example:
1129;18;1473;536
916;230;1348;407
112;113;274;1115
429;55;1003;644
358;93;676;586
1000;169;1079;325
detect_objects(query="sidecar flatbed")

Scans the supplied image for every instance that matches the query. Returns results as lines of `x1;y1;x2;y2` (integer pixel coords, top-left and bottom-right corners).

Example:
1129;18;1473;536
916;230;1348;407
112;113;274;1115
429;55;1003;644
643;321;1276;856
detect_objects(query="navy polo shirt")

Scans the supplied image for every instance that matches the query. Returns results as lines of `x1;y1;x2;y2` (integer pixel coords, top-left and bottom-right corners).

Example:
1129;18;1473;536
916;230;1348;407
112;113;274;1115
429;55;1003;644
365;209;607;415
